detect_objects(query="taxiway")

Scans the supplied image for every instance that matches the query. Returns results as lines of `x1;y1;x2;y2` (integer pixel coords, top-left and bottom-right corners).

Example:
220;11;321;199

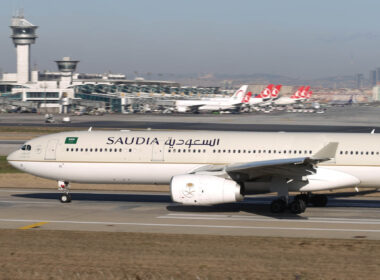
0;188;379;239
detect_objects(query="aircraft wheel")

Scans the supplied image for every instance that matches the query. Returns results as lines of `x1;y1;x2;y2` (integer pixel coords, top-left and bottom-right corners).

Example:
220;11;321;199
60;193;72;203
295;194;309;205
289;199;306;214
270;199;286;213
310;194;328;207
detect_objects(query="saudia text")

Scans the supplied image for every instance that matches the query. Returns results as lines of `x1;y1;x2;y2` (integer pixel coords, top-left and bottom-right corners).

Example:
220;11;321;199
106;137;220;148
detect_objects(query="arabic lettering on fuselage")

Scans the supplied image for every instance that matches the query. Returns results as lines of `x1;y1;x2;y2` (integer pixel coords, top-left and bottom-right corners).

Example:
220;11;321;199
106;137;220;148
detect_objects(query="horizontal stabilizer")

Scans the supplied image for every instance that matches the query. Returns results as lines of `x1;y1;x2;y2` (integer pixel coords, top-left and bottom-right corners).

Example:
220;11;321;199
312;142;338;160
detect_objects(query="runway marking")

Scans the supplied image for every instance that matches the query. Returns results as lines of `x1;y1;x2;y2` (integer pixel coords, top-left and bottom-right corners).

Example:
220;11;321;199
19;222;48;230
0;218;379;233
159;214;380;225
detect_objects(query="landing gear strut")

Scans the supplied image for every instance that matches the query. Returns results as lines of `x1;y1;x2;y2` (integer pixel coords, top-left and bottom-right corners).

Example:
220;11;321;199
58;181;71;203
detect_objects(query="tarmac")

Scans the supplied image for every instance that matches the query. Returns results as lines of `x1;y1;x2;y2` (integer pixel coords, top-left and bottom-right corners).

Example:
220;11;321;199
0;188;380;239
1;105;380;130
1;107;380;239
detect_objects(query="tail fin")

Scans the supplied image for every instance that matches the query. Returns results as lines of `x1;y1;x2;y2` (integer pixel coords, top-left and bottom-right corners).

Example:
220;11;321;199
242;91;252;103
291;86;304;99
307;90;313;99
300;86;310;98
271;85;282;98
231;85;248;100
257;84;274;98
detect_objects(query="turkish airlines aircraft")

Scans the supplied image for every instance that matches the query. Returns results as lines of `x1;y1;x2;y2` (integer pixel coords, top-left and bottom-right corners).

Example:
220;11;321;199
273;86;311;106
7;130;376;214
175;85;248;113
247;84;274;106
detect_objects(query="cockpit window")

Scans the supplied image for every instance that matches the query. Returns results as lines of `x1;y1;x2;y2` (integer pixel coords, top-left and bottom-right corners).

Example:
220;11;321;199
21;145;31;151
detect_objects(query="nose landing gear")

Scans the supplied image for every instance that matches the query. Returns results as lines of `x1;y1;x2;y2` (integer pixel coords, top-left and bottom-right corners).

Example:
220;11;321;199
58;181;71;203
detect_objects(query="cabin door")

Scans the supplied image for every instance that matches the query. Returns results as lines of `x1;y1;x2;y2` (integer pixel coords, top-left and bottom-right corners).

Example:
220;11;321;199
45;139;58;160
151;140;165;162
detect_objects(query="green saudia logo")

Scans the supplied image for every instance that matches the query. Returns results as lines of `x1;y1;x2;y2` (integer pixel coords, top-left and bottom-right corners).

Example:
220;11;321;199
65;137;78;144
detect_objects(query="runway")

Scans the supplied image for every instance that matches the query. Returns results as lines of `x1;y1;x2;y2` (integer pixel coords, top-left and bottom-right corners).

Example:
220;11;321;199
0;188;379;239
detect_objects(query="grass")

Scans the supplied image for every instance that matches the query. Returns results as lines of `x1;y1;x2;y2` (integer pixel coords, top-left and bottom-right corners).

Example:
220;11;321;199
0;156;21;173
0;230;379;279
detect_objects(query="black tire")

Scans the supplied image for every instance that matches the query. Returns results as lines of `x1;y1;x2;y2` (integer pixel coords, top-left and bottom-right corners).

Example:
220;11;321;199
270;199;286;213
60;194;72;203
289;199;306;214
295;194;309;205
310;195;328;207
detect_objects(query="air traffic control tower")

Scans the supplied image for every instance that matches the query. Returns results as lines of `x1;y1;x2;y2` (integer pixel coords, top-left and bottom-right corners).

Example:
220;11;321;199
10;12;38;84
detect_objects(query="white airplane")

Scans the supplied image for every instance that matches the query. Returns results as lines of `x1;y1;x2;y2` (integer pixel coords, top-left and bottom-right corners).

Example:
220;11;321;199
175;85;248;113
7;129;378;214
273;86;312;106
247;84;274;106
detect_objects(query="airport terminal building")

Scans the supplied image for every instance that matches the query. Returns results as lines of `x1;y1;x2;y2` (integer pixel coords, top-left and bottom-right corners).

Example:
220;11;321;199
0;13;218;113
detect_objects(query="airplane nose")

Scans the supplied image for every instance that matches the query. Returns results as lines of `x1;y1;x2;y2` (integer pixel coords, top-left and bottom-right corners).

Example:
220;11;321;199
7;151;18;166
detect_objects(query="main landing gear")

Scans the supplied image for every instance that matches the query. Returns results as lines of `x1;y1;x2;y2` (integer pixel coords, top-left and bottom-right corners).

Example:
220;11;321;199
58;181;71;203
270;193;328;214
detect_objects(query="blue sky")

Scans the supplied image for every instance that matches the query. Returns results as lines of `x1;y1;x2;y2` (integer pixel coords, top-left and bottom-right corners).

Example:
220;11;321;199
1;0;380;79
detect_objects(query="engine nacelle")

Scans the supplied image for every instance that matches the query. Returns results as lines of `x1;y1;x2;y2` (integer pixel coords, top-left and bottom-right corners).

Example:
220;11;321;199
299;168;360;192
170;174;243;205
176;106;188;113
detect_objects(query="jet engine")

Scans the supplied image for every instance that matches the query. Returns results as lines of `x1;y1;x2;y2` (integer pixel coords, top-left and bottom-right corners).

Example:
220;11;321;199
170;174;243;205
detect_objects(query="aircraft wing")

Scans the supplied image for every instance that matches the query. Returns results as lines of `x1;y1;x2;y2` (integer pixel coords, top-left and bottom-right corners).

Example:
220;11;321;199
185;104;206;113
192;142;338;181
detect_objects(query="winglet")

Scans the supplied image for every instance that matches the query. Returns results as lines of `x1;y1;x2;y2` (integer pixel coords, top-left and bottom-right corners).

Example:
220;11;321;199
312;142;338;160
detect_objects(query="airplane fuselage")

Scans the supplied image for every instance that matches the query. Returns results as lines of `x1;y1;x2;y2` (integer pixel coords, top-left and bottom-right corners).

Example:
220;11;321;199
7;130;380;189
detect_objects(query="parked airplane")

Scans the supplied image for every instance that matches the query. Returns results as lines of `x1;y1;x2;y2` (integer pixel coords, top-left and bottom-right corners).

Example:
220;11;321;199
329;95;354;107
247;84;283;108
273;86;311;106
175;85;248;113
7;129;376;214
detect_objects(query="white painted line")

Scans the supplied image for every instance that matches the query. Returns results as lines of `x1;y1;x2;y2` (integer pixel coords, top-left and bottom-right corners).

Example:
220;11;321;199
166;213;380;222
158;216;380;225
0;218;379;233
